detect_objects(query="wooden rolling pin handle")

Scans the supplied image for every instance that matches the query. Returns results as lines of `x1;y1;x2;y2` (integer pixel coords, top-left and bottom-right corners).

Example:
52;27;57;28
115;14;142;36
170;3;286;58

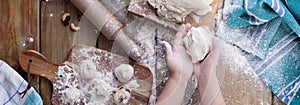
19;50;58;82
70;0;143;60
70;0;123;40
115;30;144;60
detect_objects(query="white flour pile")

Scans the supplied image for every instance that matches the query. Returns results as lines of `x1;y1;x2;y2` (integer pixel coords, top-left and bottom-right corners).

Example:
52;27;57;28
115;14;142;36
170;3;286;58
53;60;140;105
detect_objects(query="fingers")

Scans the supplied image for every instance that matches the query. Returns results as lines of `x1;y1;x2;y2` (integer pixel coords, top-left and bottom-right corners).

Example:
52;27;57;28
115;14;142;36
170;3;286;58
162;41;173;59
173;23;191;47
206;38;220;64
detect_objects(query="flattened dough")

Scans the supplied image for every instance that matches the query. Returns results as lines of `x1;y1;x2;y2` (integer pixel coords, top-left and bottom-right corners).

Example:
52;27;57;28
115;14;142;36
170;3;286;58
114;64;134;83
183;27;212;63
148;0;214;22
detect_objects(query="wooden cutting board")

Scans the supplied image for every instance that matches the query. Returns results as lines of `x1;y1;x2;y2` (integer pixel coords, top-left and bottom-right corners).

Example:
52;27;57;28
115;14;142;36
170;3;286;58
19;44;153;104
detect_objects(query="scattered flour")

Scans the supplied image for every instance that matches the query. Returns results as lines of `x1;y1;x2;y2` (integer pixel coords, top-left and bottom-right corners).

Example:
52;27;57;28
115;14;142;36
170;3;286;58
113;87;131;105
53;59;142;105
78;60;98;80
124;79;140;89
63;86;82;104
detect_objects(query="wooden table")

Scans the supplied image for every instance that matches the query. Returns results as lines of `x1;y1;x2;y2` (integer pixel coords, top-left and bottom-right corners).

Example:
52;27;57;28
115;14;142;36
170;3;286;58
0;0;286;104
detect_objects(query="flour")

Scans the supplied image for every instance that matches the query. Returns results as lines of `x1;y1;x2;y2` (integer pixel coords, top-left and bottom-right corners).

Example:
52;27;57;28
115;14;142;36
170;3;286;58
147;0;213;23
88;79;113;104
183;26;212;63
113;87;131;105
53;61;118;104
114;64;134;83
53;60;143;104
63;86;82;104
124;79;140;89
78;60;98;80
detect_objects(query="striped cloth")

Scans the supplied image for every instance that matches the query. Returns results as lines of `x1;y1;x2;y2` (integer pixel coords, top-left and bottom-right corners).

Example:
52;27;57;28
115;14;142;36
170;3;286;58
0;60;43;105
217;0;300;104
225;0;300;36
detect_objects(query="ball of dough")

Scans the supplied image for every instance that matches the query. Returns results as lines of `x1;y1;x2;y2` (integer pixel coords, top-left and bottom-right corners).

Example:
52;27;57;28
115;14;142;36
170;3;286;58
114;64;134;83
148;0;213;22
78;60;98;80
113;88;131;105
183;27;212;63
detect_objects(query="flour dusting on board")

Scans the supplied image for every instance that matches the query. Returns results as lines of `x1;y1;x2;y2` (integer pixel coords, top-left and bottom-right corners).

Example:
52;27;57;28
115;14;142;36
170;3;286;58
52;45;142;105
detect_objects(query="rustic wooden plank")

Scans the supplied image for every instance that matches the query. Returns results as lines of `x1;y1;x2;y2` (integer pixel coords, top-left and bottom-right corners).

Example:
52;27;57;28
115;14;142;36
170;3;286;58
273;94;286;105
217;39;273;105
0;0;40;91
40;0;81;104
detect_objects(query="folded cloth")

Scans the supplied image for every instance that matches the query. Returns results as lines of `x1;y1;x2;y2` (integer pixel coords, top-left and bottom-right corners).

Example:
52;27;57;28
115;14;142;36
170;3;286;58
225;0;300;36
285;0;300;22
217;0;300;104
217;0;283;59
0;60;43;105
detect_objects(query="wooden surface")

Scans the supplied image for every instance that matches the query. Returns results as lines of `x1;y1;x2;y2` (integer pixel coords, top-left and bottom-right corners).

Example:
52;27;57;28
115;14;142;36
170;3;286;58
0;0;40;94
0;0;287;105
19;45;153;104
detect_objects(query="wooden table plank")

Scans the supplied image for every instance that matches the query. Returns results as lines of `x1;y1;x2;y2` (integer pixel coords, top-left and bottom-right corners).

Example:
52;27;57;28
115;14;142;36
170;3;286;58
0;0;40;91
40;0;81;104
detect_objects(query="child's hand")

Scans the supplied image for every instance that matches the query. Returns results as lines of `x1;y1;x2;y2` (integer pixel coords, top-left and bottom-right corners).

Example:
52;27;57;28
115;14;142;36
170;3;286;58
162;23;193;80
193;38;220;80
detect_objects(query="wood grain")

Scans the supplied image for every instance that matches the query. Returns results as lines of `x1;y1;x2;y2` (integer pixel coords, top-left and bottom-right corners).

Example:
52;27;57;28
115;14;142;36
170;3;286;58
19;50;59;82
40;0;81;104
0;0;40;92
0;0;289;104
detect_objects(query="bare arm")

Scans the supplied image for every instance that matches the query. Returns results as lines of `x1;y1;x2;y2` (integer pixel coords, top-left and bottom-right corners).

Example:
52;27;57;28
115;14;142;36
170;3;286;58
194;38;226;105
156;24;193;105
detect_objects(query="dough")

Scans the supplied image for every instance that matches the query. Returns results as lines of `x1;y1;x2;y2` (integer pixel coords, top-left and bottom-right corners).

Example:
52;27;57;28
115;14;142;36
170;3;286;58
183;27;212;63
148;0;214;23
78;60;98;80
114;64;134;83
124;79;140;89
88;78;113;104
63;87;82;104
113;87;131;105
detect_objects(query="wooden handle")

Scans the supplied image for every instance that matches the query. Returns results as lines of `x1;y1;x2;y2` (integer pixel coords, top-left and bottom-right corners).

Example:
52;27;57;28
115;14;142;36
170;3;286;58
70;0;143;61
19;50;58;82
70;0;123;40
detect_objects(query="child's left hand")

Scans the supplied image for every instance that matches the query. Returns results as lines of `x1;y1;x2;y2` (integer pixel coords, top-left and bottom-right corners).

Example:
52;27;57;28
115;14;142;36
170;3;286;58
162;23;193;81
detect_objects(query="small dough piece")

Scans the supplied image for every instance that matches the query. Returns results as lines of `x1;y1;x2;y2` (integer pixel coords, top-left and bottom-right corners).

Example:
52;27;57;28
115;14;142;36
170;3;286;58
114;64;134;83
183;27;212;63
63;87;82;104
124;79;140;89
78;60;98;80
89;78;112;103
113;88;131;105
148;0;214;23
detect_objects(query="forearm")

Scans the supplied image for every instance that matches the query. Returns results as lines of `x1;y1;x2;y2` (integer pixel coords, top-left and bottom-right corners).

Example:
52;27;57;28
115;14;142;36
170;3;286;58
156;75;189;105
197;73;225;105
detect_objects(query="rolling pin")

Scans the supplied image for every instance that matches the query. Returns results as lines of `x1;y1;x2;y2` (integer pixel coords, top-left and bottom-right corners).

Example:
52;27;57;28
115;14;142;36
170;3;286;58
70;0;143;61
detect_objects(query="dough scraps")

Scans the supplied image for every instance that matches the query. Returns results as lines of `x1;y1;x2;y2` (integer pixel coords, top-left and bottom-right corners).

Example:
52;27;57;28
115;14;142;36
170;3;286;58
113;87;131;105
148;0;214;23
114;64;134;83
63;86;82;104
183;26;212;63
